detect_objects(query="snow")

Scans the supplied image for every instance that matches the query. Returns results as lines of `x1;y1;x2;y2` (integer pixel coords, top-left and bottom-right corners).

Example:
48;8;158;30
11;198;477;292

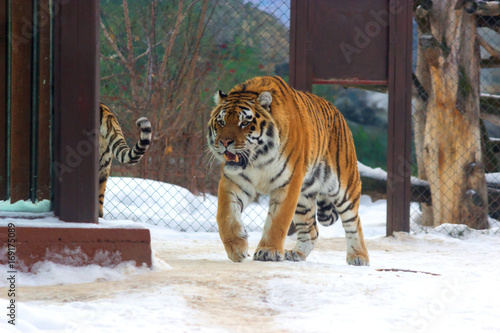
104;177;269;232
357;161;429;186
0;199;50;213
0;214;146;229
486;172;500;184
1;178;500;332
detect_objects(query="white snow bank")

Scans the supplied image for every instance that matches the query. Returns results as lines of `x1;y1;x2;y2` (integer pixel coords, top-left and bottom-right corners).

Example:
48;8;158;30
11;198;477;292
104;177;269;232
0;199;50;213
357;161;428;185
0;213;147;229
410;208;500;236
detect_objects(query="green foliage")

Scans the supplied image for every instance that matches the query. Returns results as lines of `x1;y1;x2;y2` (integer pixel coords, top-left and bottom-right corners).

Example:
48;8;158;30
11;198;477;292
348;122;388;170
205;44;270;94
313;86;389;170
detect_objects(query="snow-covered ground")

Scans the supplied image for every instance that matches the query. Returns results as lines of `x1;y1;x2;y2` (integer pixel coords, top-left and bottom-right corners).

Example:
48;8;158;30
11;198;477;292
1;180;500;332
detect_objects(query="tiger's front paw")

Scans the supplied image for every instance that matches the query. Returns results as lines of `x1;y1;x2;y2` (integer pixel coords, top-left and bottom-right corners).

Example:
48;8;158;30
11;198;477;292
223;236;249;262
284;249;306;262
253;247;284;262
346;251;370;266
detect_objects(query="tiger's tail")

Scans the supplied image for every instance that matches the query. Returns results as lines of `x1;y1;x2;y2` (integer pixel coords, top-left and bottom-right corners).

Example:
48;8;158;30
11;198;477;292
102;113;152;165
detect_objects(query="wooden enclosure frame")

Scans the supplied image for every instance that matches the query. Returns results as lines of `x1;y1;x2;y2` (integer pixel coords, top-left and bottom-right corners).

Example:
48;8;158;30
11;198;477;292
52;0;100;222
0;0;151;270
290;0;413;235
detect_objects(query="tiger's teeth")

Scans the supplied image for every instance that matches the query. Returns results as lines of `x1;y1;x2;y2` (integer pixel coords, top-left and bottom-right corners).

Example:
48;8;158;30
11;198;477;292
224;151;239;163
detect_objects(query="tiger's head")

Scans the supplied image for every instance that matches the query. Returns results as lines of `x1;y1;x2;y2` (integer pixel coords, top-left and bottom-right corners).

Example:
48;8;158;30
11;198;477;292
207;90;279;170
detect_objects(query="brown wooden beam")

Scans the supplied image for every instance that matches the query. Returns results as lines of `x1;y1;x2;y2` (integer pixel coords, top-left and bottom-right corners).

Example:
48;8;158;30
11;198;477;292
10;1;33;203
476;15;500;32
0;1;7;200
386;0;413;235
480;57;500;68
37;0;51;201
53;0;99;222
465;0;500;16
289;0;311;91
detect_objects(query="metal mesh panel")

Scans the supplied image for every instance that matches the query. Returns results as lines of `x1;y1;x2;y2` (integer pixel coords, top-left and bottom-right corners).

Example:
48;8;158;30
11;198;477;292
100;0;289;231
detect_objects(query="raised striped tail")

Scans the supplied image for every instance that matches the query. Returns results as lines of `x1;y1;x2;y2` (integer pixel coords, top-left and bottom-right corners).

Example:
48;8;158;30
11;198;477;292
111;117;151;165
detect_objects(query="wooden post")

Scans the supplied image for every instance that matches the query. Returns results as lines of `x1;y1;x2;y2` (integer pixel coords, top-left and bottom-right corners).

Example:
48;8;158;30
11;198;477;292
53;0;99;222
289;0;413;235
289;0;312;92
10;1;33;203
386;0;413;235
0;1;7;200
36;0;51;201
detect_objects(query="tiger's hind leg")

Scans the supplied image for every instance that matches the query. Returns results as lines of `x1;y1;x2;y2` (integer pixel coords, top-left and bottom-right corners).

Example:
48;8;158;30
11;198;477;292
98;163;111;218
335;191;369;266
98;174;108;218
284;195;319;261
317;194;339;227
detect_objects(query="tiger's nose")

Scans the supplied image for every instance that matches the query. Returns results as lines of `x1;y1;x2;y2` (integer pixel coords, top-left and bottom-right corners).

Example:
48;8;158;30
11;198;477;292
220;139;234;148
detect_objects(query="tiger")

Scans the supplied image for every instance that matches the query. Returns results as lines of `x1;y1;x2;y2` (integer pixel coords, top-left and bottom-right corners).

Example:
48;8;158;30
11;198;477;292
207;76;369;265
99;102;152;218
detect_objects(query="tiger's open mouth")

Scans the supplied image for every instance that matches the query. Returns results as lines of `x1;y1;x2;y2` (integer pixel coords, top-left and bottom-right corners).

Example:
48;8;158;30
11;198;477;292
224;151;247;167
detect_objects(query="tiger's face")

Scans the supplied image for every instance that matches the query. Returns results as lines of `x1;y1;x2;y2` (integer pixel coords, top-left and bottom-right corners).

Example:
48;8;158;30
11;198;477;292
207;90;278;170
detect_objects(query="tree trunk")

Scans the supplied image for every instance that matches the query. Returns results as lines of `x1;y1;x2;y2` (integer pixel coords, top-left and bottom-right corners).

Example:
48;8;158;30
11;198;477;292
415;1;488;229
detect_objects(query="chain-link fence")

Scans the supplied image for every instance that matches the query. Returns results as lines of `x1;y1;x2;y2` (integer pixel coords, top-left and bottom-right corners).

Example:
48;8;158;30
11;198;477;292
410;2;500;236
100;0;289;231
101;0;500;236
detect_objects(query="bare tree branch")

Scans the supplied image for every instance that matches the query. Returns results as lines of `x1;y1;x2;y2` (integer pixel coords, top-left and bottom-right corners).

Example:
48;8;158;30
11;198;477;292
158;1;187;80
478;34;500;58
100;20;128;64
480;93;500;127
122;0;140;104
465;0;500;16
480;57;500;68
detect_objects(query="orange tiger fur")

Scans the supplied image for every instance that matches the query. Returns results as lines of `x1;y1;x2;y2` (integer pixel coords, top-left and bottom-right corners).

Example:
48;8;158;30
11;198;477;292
207;76;369;265
99;103;151;218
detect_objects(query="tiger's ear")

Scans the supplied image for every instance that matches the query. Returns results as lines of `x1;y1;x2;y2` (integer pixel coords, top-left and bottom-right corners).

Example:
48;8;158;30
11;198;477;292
214;90;227;105
257;91;272;109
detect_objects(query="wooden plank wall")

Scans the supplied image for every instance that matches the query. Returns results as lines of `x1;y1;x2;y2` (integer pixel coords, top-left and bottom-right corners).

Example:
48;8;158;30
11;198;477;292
0;0;52;205
10;1;33;203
